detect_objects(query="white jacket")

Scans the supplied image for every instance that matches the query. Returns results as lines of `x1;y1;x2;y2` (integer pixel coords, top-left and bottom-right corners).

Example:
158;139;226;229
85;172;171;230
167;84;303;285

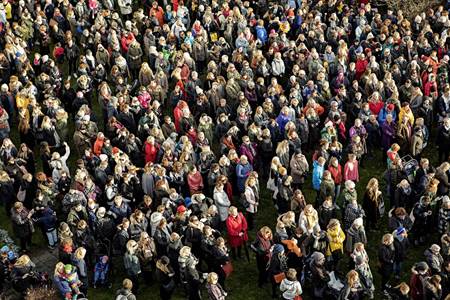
117;0;132;15
280;279;302;300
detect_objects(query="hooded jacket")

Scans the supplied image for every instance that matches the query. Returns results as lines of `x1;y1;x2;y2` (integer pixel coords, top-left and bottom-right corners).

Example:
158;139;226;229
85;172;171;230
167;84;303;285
280;278;302;299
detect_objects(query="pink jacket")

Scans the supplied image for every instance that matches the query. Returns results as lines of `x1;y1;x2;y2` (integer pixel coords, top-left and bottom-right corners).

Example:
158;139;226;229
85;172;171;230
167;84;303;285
344;161;359;182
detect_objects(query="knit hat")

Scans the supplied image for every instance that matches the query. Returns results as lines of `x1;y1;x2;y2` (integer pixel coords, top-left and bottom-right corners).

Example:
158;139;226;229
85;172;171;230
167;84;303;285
345;180;355;189
430;244;441;253
387;103;395;111
64;264;73;273
414;261;429;273
272;244;284;254
177;205;187;213
396;227;406;235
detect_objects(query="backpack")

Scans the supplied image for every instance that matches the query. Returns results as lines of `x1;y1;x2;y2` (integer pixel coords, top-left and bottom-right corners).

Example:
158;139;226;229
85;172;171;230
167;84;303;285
116;291;131;300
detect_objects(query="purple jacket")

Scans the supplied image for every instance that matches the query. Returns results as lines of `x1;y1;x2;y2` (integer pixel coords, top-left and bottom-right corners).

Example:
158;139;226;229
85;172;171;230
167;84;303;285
381;121;396;150
239;143;257;165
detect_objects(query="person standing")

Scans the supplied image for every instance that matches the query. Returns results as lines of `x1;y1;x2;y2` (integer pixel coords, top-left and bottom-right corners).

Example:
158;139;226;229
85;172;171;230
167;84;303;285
378;233;395;295
251;226;273;287
155;256;176;300
116;278;137;300
226;206;249;261
124;240;141;294
11;202;34;253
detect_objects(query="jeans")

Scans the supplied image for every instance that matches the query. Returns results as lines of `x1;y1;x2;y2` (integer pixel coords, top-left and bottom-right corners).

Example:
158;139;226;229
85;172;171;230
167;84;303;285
46;229;58;247
393;261;403;276
94;270;106;284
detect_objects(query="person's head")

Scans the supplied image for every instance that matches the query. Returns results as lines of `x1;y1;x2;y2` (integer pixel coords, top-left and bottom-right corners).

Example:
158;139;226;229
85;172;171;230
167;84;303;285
259;226;273;240
229;206;238;217
347;270;359;287
74;247;86;260
14;202;24;213
207;272;219;284
382;233;394;245
123;278;133;290
286;268;297;281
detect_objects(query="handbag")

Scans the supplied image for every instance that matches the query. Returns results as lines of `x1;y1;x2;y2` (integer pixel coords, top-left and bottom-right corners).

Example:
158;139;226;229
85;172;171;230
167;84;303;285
378;195;385;216
266;177;276;192
222;261;233;278
273;272;286;283
17;187;26;202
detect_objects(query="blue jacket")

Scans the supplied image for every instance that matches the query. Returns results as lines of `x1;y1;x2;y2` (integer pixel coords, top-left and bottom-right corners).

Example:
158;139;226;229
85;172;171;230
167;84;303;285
378;107;397;124
53;274;72;297
276;114;291;136
255;25;268;45
35;208;57;232
312;160;324;191
236;163;253;193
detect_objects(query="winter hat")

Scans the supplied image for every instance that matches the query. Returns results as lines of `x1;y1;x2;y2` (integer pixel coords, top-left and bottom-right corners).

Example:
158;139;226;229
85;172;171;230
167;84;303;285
177;205;187;213
387;103;395;111
430;244;441;253
0;246;9;254
345;180;355;189
312;251;325;264
414;261;429;273
396;227;406;235
64;264;73;273
272;244;284;254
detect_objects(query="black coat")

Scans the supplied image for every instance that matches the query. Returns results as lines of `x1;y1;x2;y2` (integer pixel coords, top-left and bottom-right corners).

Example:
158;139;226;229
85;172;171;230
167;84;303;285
378;244;395;276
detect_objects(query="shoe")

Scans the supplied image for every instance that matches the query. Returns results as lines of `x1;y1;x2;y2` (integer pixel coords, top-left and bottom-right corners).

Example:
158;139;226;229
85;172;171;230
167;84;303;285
93;284;97;289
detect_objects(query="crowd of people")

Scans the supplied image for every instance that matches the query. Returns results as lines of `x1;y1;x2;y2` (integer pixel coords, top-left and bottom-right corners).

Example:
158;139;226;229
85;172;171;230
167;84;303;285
0;0;450;299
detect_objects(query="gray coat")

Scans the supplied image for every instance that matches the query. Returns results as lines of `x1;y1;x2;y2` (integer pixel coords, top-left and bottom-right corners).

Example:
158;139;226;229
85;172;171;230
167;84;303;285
124;252;141;276
213;188;230;222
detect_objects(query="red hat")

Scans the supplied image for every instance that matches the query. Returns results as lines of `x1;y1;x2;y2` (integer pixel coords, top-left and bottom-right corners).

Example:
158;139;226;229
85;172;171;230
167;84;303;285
387;104;395;111
177;205;187;213
112;147;120;154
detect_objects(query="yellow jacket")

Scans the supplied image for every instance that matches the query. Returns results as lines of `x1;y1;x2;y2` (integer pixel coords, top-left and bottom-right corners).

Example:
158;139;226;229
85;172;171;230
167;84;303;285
326;226;345;256
398;108;414;127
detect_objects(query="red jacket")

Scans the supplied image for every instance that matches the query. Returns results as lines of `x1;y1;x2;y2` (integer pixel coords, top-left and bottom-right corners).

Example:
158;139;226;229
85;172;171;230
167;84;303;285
226;213;248;247
144;142;159;163
328;164;343;185
355;58;368;80
369;101;384;116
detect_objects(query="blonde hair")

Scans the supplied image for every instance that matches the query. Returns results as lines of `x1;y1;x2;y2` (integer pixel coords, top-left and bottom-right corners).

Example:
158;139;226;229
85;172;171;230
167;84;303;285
179;246;191;257
382;233;393;245
54;262;65;276
207;272;219;284
123;278;133;290
259;226;273;239
347;270;359;287
74;247;86;260
286;268;297;281
15;255;31;267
